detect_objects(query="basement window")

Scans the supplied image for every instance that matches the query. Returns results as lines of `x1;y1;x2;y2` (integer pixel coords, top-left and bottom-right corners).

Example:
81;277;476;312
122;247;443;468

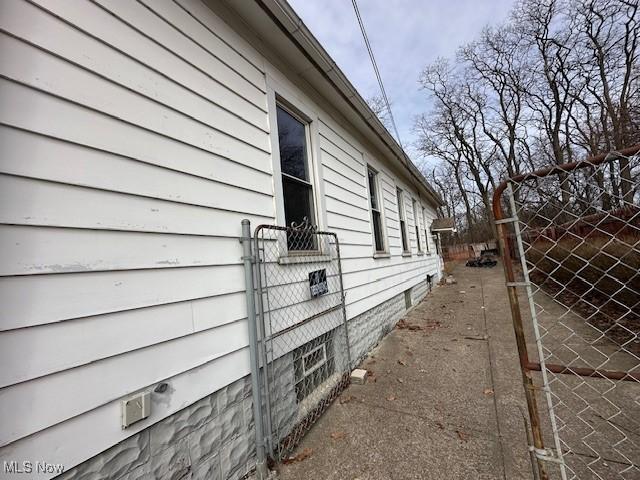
293;331;335;402
404;289;412;309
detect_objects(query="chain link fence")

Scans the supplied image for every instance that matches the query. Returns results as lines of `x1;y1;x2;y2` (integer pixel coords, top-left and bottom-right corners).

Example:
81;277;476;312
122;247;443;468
253;222;351;464
494;146;640;480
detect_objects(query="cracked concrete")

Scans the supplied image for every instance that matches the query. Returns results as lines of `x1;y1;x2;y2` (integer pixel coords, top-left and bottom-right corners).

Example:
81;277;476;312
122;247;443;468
276;262;533;480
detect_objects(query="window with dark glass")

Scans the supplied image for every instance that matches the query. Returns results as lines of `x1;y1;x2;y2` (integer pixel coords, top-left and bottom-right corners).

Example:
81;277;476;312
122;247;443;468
368;167;385;252
412;198;422;252
397;188;409;253
422;207;430;252
276;104;315;250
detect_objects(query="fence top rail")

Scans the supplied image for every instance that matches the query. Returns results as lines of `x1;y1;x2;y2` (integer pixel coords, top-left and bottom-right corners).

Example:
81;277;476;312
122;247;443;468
254;223;339;240
492;144;640;221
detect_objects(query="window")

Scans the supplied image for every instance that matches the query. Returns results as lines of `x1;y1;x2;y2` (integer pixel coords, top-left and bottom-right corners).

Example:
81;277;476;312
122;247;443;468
404;289;412;309
293;331;335;402
412;198;422;252
422;207;430;253
276;104;315;250
397;188;409;253
367;167;385;252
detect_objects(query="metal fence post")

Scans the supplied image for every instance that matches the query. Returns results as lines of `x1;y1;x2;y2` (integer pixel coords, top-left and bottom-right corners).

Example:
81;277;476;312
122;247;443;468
241;219;267;480
492;145;640;479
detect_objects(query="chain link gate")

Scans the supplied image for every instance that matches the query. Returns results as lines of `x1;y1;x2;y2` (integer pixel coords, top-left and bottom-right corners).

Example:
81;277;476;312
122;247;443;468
252;222;351;464
493;145;640;480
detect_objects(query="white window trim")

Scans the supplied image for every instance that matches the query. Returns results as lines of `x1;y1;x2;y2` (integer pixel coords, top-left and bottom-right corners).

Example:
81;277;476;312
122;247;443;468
301;343;328;377
266;78;328;259
422;206;431;254
396;187;410;255
266;79;325;232
412;197;423;254
366;164;388;256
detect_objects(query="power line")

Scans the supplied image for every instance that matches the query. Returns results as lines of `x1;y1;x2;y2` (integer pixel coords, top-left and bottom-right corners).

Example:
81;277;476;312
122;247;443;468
350;0;404;148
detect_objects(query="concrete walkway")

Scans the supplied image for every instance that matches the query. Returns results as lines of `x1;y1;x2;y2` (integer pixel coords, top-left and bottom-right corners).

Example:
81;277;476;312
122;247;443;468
277;262;533;480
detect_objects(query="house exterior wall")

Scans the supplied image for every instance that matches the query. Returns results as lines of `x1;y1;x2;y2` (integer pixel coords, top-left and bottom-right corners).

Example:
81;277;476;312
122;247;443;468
48;280;432;480
0;0;442;478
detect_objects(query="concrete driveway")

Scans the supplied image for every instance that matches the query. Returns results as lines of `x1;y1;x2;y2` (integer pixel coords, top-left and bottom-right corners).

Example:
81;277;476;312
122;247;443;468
276;262;533;480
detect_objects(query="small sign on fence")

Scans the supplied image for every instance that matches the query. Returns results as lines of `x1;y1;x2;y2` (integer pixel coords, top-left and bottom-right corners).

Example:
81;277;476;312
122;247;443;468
309;269;328;297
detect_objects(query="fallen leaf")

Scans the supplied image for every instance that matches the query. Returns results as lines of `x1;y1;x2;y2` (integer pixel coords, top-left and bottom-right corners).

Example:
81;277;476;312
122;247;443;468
397;378;404;383
397;359;407;366
456;430;469;442
283;447;313;464
483;388;494;396
464;335;488;341
330;431;346;440
396;319;423;331
387;395;396;401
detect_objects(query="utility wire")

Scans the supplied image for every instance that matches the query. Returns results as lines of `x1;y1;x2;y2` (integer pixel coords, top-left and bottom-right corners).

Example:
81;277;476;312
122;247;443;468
350;0;433;200
350;0;404;148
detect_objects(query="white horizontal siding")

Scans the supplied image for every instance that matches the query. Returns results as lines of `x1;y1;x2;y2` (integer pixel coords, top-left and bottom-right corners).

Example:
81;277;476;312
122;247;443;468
0;127;272;216
318;121;441;319
0;38;268;161
0;226;241;276
0;293;246;388
0;81;272;187
1;348;250;480
0;264;245;330
0;0;272;471
0;320;248;446
0;175;270;236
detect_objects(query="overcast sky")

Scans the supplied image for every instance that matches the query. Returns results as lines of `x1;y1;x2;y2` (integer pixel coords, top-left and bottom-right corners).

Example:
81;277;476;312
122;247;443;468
288;0;515;164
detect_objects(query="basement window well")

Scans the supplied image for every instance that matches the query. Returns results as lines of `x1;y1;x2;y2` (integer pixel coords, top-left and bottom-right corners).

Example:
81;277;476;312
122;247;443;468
404;289;412;310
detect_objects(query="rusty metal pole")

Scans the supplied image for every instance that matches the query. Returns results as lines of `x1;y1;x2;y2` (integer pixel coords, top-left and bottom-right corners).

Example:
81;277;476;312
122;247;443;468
491;145;640;480
493;186;549;480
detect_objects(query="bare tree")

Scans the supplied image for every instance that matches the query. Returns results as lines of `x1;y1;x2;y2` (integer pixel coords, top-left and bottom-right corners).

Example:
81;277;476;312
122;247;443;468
416;60;498;241
366;94;393;131
415;0;639;240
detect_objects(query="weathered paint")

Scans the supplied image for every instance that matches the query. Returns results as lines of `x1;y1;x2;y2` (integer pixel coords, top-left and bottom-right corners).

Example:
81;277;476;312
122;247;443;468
0;0;443;477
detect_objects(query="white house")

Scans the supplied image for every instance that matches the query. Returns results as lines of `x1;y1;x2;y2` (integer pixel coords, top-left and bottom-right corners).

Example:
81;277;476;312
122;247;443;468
0;1;444;479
